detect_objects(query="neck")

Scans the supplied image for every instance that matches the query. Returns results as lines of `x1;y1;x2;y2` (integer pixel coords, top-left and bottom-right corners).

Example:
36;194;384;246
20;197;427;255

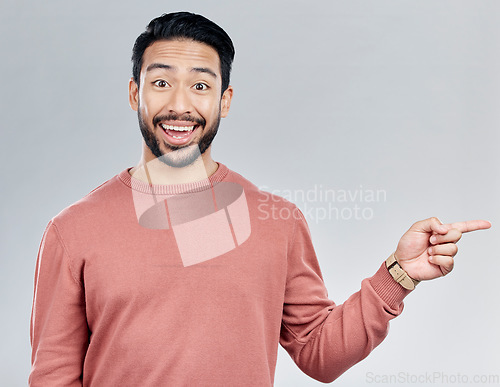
130;148;218;185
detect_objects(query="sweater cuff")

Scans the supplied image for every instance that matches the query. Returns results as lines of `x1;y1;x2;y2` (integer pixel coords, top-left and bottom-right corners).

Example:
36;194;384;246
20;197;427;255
369;262;413;309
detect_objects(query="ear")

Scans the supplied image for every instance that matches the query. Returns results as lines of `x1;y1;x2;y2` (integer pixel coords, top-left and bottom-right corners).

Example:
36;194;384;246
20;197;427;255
128;77;139;111
220;85;233;118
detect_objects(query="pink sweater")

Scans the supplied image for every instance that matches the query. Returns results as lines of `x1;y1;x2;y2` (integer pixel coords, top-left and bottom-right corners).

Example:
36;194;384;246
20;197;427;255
30;163;410;386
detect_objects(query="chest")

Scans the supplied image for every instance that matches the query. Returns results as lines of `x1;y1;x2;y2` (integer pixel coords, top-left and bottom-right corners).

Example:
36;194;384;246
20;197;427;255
81;221;289;329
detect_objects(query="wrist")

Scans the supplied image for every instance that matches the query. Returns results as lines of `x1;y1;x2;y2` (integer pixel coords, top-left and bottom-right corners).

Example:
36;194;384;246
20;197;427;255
386;252;420;290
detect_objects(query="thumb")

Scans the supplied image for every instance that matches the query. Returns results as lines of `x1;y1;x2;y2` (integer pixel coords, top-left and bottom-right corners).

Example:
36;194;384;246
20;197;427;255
413;217;448;235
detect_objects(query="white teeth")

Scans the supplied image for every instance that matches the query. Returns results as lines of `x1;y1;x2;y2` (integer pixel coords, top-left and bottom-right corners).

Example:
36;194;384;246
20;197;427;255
160;124;195;131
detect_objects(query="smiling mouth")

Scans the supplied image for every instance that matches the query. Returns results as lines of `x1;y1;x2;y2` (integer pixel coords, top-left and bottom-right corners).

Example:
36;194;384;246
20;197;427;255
160;123;198;139
158;123;202;146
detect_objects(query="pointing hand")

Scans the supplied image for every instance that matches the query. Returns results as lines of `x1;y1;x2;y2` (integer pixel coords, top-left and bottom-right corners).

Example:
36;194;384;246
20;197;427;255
394;217;491;281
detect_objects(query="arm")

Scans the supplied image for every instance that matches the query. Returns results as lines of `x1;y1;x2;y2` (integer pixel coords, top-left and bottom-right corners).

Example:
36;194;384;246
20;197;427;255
279;209;409;383
29;221;89;386
280;212;491;383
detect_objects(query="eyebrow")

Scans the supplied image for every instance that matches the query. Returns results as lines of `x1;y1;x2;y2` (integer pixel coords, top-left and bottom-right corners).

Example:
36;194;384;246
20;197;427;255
146;63;173;72
146;63;217;79
191;67;217;79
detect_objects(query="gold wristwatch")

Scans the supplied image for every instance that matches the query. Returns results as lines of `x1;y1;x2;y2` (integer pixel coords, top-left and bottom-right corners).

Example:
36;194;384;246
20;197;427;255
386;253;420;290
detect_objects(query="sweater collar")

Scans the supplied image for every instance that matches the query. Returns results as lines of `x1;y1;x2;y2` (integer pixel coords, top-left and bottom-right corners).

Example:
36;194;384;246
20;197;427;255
118;162;229;195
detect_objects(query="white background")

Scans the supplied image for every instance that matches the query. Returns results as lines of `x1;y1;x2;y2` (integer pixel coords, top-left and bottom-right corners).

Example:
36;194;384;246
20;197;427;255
1;0;498;385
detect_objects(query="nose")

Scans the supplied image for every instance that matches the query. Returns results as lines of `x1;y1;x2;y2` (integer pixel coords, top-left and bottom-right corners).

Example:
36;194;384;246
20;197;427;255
166;86;193;115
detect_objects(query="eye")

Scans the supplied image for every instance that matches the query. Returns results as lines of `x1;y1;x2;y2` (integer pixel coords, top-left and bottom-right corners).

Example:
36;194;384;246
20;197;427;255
193;83;209;91
153;80;169;88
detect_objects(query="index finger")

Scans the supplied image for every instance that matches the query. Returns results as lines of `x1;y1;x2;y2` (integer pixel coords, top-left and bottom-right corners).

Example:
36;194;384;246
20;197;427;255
444;220;491;233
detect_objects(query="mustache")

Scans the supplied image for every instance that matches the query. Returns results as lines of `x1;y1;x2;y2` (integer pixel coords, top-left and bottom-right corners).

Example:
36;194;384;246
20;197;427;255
153;114;205;127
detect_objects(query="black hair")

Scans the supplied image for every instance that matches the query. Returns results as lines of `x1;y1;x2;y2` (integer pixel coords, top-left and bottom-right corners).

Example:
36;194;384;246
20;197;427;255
131;12;235;94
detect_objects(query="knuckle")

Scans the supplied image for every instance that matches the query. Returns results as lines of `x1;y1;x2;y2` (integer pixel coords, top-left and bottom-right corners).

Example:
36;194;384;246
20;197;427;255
443;258;455;275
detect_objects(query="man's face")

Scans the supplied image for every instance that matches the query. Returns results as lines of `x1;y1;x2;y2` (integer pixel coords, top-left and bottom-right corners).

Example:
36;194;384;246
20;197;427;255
129;39;233;167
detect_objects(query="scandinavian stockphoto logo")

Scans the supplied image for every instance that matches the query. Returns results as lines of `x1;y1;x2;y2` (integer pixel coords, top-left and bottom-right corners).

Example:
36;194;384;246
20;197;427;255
130;146;251;267
258;184;387;223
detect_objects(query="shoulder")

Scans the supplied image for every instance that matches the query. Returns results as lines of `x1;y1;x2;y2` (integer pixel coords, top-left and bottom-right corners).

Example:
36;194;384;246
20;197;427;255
225;166;298;211
224;166;304;237
51;170;129;228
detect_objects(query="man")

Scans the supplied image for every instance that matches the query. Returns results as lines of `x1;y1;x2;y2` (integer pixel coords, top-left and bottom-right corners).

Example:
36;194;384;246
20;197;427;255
29;12;490;386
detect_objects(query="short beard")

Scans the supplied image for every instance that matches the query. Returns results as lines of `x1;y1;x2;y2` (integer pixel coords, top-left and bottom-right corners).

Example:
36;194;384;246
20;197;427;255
137;109;221;168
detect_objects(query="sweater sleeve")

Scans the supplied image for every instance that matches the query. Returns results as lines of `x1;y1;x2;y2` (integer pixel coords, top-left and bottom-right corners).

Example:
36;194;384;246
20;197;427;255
29;220;88;386
279;209;411;383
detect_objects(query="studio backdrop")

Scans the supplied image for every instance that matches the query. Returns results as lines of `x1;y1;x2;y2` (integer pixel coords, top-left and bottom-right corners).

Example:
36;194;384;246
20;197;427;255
1;1;498;386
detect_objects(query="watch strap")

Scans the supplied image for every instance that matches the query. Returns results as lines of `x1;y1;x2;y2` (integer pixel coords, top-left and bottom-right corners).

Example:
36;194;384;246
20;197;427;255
386;253;420;290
